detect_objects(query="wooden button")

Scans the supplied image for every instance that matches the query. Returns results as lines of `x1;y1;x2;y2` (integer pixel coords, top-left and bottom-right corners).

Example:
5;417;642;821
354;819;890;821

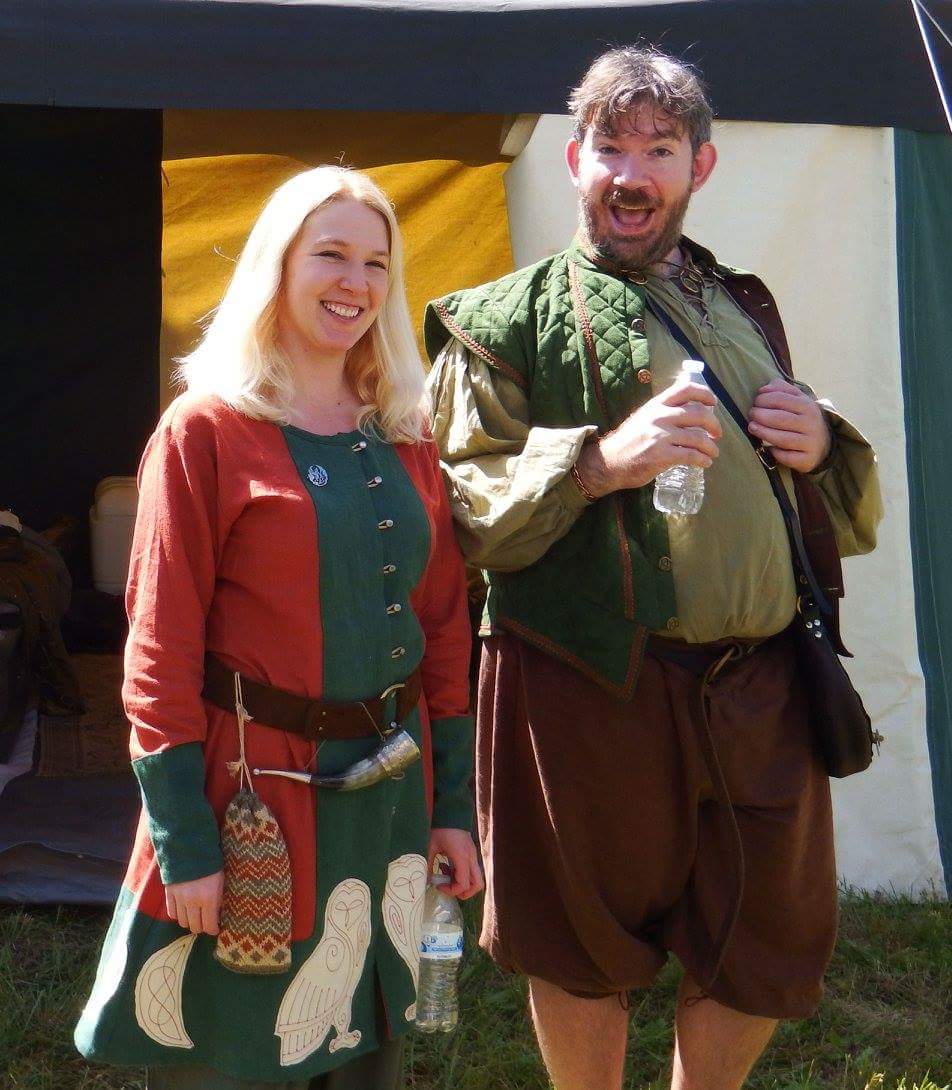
666;617;680;631
658;556;672;572
630;317;646;334
636;368;652;384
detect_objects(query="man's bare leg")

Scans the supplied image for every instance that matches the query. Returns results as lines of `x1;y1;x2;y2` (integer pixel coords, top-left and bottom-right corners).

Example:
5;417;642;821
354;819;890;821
528;976;629;1090
671;974;777;1090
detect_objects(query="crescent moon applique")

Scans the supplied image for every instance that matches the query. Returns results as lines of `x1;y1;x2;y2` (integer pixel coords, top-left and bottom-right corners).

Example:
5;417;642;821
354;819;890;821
381;854;428;1020
307;465;329;487
134;933;198;1049
274;877;371;1066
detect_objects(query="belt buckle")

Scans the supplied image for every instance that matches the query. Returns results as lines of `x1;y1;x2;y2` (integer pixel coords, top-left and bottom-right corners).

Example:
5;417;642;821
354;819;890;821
377;682;405;734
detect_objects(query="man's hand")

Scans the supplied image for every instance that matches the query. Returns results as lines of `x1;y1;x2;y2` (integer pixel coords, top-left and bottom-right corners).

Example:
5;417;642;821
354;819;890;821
165;870;224;935
575;378;721;497
428;828;484;900
748;378;831;473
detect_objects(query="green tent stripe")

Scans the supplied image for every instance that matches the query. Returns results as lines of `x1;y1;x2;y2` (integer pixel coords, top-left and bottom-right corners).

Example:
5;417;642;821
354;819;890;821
895;128;952;891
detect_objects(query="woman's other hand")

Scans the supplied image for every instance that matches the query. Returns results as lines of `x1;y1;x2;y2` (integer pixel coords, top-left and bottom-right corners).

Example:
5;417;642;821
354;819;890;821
164;871;225;935
428;828;484;900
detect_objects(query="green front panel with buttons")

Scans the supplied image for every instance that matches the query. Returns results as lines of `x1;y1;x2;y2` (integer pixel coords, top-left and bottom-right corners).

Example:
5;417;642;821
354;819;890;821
280;425;432;1043
281;426;430;703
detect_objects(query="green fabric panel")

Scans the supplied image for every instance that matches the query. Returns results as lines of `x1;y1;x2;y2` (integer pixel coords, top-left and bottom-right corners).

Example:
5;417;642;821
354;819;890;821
895;128;952;890
282;425;433;1053
429;715;475;831
281;427;430;701
133;743;224;885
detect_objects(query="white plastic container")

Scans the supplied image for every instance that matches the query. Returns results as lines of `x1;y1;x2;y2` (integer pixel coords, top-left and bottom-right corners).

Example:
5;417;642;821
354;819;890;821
89;476;138;595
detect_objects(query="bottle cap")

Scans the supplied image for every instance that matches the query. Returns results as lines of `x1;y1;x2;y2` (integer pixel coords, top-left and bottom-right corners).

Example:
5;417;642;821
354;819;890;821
681;359;705;375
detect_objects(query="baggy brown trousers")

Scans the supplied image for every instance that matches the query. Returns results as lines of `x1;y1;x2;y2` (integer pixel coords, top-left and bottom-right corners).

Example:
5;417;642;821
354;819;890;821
476;629;837;1019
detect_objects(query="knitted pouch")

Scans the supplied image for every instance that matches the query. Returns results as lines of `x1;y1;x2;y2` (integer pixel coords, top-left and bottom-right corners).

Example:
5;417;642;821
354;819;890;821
214;789;293;975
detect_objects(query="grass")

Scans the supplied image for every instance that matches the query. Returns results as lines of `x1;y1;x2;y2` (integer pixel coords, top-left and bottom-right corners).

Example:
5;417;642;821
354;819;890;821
1;893;949;1089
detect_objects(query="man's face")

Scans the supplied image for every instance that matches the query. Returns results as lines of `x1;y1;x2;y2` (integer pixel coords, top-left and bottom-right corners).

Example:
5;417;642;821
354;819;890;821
566;105;716;270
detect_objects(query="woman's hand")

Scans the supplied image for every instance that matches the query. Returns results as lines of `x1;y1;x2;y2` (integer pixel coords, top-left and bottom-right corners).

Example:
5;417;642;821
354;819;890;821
164;871;225;935
428;828;484;900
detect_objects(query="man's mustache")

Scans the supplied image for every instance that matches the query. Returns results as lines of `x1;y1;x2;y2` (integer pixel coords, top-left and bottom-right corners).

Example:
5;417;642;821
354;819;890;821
604;189;660;212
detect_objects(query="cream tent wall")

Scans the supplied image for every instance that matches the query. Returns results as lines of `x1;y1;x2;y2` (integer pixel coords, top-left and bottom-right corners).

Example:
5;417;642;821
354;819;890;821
505;115;945;895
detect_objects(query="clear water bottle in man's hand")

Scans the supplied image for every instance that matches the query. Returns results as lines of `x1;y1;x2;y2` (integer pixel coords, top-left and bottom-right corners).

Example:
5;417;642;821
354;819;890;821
653;359;710;516
415;873;464;1033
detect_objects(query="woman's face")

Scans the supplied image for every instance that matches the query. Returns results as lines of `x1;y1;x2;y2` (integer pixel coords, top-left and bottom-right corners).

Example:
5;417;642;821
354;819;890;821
277;198;391;363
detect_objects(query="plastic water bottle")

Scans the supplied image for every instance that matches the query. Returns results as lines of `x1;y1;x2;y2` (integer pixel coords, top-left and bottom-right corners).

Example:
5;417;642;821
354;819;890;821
415;875;463;1033
653;359;709;516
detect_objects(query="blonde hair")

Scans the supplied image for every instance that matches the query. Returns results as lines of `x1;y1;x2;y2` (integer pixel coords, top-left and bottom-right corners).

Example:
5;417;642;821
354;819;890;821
177;166;426;443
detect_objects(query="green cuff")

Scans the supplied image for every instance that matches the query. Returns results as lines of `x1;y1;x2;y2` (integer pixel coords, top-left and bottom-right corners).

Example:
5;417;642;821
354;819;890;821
430;715;475;832
133;742;223;885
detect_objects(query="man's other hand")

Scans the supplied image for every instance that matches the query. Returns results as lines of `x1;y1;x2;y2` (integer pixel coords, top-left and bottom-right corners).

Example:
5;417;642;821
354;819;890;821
748;378;832;473
576;378;721;496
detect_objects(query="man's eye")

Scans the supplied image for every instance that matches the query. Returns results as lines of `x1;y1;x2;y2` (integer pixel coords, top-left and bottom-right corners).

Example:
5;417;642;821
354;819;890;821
652;147;674;157
597;145;618;155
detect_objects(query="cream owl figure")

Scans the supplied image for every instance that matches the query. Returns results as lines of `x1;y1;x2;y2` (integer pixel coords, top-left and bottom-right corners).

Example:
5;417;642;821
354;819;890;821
381;854;428;1020
275;877;372;1066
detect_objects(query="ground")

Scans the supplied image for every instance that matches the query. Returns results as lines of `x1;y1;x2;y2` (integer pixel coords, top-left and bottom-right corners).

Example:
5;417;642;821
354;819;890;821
1;892;949;1090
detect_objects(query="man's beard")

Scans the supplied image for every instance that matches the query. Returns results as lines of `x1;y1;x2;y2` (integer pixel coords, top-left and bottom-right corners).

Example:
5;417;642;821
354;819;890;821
579;184;693;272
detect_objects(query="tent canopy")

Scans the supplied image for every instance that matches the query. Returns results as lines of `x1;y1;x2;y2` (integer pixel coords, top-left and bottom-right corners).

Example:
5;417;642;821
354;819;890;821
3;0;950;131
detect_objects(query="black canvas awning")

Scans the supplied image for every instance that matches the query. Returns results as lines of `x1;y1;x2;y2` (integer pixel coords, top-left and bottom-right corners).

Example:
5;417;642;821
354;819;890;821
1;0;949;131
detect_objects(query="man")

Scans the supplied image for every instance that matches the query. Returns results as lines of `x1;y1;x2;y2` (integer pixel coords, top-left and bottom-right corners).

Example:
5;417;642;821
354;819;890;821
424;46;882;1090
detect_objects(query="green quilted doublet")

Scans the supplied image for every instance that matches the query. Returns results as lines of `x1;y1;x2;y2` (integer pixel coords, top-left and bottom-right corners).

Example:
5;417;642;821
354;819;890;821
425;246;675;699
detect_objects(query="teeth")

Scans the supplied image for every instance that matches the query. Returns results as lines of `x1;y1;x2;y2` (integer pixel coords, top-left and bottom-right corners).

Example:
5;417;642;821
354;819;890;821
323;302;360;319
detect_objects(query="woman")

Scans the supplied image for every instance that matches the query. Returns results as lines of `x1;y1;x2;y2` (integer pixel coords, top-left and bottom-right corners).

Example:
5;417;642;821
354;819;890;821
75;167;482;1089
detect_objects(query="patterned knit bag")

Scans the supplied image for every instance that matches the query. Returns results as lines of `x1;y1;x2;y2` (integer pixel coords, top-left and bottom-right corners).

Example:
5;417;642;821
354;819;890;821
215;788;293;975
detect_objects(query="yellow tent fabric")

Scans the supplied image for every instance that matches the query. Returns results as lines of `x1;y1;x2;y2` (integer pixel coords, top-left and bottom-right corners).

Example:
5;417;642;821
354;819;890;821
160;110;515;403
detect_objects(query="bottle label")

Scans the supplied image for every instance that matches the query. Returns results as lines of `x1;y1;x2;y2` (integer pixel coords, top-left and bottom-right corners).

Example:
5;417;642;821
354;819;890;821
419;927;463;961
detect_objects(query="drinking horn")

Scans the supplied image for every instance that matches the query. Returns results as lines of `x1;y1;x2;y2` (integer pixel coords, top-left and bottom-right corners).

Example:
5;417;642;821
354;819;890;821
253;729;421;792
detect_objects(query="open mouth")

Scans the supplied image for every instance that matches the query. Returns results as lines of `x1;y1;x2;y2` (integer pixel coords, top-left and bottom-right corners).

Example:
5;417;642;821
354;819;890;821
608;204;656;233
321;301;362;321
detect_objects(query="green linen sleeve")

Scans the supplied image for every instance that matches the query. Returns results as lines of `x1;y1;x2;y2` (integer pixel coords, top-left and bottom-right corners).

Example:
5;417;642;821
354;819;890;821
132;742;224;886
426;338;596;572
429;714;475;832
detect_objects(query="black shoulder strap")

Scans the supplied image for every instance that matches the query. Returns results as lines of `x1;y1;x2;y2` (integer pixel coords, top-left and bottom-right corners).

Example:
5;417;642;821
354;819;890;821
644;297;832;620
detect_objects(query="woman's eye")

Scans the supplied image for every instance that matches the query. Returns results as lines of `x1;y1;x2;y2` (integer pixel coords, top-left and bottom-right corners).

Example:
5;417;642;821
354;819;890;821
368;261;388;271
316;250;343;259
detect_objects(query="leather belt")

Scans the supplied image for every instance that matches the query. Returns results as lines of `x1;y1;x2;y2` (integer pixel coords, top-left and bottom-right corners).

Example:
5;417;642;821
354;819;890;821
202;654;422;743
645;633;766;677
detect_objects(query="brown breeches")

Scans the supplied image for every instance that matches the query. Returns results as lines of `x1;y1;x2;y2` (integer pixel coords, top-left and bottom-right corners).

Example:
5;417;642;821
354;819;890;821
476;629;837;1019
